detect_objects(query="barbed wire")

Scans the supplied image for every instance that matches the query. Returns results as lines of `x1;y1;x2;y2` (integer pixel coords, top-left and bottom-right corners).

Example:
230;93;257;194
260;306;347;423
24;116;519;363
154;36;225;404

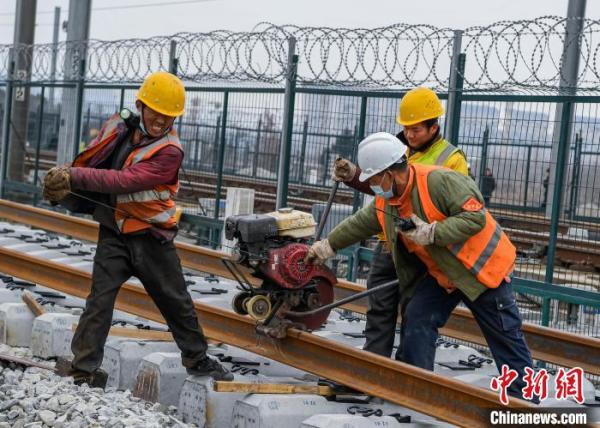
0;16;599;91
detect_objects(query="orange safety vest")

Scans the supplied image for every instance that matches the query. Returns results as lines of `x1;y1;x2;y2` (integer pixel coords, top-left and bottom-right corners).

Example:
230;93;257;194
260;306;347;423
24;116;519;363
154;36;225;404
375;164;515;289
73;114;182;234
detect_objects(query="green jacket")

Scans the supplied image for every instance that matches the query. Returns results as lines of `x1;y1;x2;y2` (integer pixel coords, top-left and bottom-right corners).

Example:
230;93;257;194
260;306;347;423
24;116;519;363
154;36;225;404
328;167;489;301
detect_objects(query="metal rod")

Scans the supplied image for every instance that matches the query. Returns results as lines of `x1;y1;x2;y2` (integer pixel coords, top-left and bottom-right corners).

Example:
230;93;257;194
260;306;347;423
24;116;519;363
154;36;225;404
315;181;339;241
285;279;399;317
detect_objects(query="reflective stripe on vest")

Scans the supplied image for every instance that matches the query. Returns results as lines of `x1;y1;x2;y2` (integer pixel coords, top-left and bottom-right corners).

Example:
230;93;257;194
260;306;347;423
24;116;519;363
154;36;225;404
406;138;460;167
115;132;181;234
435;143;456;166
129;133;182;165
116;189;172;204
413;164;515;288
72;115;182;234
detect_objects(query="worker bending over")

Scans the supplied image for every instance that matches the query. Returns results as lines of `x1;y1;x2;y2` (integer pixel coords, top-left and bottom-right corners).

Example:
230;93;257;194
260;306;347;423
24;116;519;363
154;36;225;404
307;132;533;400
332;88;468;358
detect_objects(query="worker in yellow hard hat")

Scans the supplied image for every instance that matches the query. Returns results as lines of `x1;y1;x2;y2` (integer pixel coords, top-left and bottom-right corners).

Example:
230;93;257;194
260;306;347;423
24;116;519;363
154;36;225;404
42;71;233;386
331;87;469;360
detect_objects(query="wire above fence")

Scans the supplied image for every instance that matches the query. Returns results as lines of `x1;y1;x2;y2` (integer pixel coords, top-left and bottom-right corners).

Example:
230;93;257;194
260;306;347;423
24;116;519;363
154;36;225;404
1;16;600;91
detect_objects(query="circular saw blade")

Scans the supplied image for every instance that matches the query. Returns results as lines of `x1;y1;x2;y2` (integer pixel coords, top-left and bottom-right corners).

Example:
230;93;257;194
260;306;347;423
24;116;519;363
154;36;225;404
285;277;334;330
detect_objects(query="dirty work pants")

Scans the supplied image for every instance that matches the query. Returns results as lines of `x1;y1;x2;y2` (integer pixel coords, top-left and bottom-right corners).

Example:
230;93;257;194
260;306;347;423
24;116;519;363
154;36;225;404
397;274;534;399
362;241;400;357
71;225;208;373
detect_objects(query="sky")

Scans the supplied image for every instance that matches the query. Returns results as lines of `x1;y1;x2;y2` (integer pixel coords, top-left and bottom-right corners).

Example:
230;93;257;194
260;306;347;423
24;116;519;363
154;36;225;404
0;0;599;45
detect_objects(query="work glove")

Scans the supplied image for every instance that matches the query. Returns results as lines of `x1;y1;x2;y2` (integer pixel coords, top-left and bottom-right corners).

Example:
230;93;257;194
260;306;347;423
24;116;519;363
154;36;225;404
43;166;71;202
304;239;336;266
332;158;357;182
398;214;437;246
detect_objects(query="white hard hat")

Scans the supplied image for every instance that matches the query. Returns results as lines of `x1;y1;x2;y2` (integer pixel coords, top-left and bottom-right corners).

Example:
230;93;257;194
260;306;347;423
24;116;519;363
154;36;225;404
357;132;407;182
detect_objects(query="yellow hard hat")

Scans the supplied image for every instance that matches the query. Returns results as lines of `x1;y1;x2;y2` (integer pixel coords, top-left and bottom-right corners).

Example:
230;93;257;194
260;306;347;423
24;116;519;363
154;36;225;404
396;87;444;126
136;71;185;117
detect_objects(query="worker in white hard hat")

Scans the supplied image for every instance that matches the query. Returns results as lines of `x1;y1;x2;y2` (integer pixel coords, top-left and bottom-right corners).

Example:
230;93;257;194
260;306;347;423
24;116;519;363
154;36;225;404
331;88;469;359
306;132;533;402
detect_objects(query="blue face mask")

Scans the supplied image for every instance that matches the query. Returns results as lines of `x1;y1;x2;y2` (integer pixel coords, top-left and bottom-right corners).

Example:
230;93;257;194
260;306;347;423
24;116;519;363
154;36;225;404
370;173;395;199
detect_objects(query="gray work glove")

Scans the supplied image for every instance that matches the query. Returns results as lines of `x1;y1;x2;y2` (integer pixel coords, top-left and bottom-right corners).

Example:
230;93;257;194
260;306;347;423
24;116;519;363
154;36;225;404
43;166;71;202
332;158;357;182
304;239;336;265
399;214;437;246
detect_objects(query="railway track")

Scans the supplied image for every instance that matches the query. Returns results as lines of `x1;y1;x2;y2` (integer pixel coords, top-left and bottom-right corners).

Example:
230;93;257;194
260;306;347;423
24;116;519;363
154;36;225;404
0;242;537;427
506;228;600;268
1;199;598;378
23;154;600;267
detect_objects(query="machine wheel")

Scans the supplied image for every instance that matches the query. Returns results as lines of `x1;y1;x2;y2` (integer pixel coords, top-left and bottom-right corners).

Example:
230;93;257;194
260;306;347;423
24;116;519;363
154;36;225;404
285;278;334;330
232;292;251;315
245;295;272;321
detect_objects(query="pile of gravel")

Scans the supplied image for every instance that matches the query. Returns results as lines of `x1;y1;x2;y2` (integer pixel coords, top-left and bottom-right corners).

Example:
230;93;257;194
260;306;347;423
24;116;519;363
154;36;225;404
0;346;193;428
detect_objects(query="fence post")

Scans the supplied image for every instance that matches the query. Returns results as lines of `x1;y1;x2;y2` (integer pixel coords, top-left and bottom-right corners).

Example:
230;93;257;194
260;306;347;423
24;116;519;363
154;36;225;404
214;91;229;222
193;123;200;169
352;96;368;213
322;146;331;185
444;30;463;141
478;126;489;189
210;115;221;171
169;40;179;75
72;57;86;158
568;132;582;219
118;87;125;111
298;119;309;184
0;48;15;198
448;54;466;145
523;145;532;208
33;86;46;205
543;102;573;326
276;36;298;209
253;118;261;178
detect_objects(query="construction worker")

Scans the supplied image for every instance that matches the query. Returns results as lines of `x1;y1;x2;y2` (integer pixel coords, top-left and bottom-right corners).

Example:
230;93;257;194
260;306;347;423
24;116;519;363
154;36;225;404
332;87;468;358
42;71;233;387
308;132;533;400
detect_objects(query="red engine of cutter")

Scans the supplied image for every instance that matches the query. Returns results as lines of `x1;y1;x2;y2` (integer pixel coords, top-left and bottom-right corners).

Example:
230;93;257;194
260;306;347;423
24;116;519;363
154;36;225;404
224;210;336;331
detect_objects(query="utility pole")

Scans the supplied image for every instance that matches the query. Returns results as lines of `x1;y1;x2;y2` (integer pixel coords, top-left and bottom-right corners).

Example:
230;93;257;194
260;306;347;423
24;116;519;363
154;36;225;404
48;6;61;107
6;0;37;182
544;0;586;295
545;0;586;219
57;0;92;166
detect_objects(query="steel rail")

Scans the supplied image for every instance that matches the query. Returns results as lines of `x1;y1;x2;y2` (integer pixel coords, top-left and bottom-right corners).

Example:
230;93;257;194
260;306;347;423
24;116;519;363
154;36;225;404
0;245;534;426
1;199;599;376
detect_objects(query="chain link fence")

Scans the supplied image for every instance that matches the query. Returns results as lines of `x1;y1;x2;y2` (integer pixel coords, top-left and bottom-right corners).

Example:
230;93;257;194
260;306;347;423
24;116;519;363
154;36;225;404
0;17;599;337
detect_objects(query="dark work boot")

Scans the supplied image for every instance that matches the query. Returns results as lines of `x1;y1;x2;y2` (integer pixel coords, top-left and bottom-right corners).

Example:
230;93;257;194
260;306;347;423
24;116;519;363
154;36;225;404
186;357;234;381
70;368;109;389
